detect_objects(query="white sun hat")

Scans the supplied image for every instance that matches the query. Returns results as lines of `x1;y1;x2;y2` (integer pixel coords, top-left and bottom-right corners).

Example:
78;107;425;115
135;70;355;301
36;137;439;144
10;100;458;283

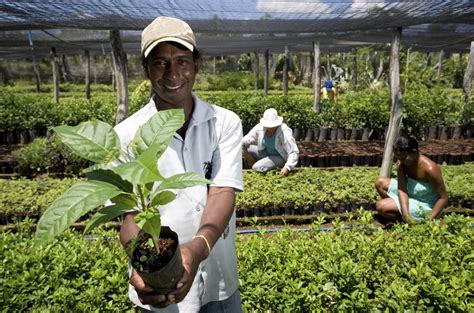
141;16;197;58
260;108;283;128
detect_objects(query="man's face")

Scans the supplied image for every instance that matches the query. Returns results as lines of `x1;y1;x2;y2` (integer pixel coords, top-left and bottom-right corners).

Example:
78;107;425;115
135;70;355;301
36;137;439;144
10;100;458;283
394;150;417;166
146;42;198;106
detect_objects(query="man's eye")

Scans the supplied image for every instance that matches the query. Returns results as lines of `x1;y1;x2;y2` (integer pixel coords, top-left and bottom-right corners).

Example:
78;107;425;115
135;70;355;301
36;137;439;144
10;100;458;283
153;60;167;66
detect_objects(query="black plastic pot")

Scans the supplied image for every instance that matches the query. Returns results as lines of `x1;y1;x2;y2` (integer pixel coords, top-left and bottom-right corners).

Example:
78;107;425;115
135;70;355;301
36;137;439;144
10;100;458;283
131;226;183;294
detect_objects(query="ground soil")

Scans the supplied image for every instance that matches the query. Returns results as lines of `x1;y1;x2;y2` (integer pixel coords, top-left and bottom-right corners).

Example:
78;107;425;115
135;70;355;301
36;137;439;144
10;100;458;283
131;232;176;273
295;139;474;167
297;139;474;157
2;139;473;173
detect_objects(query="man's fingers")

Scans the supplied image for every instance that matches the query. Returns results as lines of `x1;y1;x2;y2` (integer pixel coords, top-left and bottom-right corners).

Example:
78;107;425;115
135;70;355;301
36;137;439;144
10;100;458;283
130;270;153;292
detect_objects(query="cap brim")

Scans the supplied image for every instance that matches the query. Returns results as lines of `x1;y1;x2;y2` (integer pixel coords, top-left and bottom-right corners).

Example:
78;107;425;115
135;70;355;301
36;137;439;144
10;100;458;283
143;37;194;58
260;117;283;128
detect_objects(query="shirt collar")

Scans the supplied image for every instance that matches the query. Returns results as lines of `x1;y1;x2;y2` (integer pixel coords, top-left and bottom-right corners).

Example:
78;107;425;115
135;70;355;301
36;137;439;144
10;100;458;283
189;93;215;127
149;93;214;127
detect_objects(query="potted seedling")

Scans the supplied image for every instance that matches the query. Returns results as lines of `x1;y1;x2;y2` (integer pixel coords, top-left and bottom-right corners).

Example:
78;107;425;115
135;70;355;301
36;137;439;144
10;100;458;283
34;109;210;293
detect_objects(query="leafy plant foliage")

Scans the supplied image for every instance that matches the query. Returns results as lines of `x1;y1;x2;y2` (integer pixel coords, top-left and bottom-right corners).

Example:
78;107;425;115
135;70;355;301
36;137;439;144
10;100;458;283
34;109;210;249
2;214;472;310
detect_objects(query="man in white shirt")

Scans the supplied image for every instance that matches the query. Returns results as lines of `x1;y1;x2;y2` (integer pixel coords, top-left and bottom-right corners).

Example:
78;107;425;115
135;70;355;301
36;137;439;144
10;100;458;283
115;16;243;312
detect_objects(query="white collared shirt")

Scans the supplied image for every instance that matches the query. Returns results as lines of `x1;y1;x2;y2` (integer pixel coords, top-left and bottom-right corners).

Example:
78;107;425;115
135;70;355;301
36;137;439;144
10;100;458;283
114;94;243;311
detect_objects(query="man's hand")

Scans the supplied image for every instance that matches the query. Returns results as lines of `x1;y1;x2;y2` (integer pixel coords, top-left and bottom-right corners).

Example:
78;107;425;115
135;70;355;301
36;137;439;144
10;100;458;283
131;238;207;308
167;239;207;304
130;269;170;308
280;167;289;176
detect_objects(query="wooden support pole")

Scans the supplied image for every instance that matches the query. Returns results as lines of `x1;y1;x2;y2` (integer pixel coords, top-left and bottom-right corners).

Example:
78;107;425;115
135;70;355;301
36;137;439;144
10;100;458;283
50;47;60;104
404;47;412;92
110;29;129;124
27;31;41;93
327;52;332;80
84;50;91;100
380;27;403;178
212;56;216;75
61;54;71;82
351;48;357;90
312;41;321;112
463;41;474;102
264;49;270;95
254;51;259;90
283;45;289;95
436;50;444;81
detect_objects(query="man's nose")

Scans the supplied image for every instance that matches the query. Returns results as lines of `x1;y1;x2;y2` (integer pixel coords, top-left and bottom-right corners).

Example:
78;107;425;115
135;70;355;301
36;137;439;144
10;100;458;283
164;62;178;78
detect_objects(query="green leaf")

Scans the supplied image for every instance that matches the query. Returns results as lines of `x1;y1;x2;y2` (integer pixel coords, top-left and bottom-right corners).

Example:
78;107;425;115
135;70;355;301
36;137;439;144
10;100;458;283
111;193;138;207
85;169;133;193
84;204;135;233
155;172;212;193
35;180;122;245
150;190;176;208
112;142;164;184
135;210;161;243
53;121;120;163
134;109;184;155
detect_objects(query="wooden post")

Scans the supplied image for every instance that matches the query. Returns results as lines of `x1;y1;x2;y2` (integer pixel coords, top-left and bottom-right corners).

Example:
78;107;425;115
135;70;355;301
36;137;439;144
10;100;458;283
283;45;289;95
404;47;412;92
254;51;260;90
27;31;41;93
351;48;357;90
61;55;71;82
50;47;60;104
85;50;91;100
212;56;216;75
380;27;403;178
312;41;321;112
327;52;332;80
110;29;129;124
0;61;11;85
436;50;444;81
463;41;474;102
264;49;269;95
374;52;384;82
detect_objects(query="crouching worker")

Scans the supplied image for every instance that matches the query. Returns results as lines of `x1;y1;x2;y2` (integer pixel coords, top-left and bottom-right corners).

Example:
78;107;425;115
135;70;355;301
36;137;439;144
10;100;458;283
242;108;299;176
374;135;448;224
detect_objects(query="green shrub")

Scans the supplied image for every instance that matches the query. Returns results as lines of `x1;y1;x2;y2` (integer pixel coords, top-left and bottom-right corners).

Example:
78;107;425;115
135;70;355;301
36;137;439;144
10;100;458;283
205;71;256;91
0;177;79;218
1;163;471;219
11;136;91;177
238;214;474;311
1;215;472;311
0;223;130;311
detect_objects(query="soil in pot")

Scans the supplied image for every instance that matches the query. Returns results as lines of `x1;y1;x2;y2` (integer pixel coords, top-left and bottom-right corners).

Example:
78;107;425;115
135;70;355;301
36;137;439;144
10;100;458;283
130;227;183;294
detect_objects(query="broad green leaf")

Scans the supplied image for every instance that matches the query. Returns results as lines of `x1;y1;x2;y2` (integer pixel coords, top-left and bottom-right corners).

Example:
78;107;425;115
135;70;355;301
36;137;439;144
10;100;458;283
150;190;176;208
154;172;212;193
84;204;135;233
85;169;133;193
35;180;122;245
53;120;120;163
111;193;138;207
112;142;164;184
134;109;184;155
135;210;161;243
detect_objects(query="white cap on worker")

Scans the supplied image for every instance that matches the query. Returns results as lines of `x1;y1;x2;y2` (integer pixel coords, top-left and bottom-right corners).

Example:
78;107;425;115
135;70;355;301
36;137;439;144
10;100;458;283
141;16;196;58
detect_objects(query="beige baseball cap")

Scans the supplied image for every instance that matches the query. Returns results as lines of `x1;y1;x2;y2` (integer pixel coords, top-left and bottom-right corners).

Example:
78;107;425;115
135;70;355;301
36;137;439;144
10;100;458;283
141;16;196;58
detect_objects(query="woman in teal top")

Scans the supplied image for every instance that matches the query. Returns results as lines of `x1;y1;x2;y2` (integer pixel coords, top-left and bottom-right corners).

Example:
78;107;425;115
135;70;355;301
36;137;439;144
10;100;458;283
242;108;299;176
374;136;448;224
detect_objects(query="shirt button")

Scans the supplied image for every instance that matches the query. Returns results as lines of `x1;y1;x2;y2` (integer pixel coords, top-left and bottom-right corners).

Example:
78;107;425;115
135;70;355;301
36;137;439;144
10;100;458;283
196;207;200;212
